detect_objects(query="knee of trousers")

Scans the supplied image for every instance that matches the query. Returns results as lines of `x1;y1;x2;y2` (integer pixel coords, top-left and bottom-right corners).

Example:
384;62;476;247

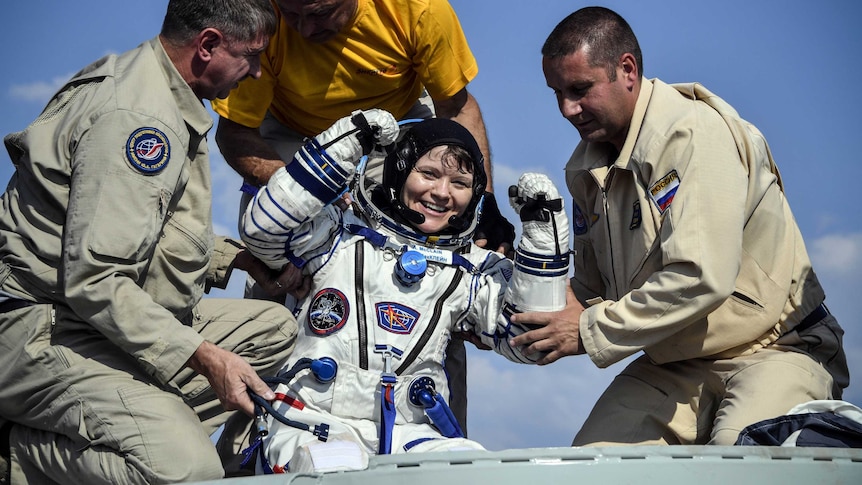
196;299;298;369
9;422;225;484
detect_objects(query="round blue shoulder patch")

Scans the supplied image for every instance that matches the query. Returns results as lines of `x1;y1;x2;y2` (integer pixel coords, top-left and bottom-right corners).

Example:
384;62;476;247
126;127;170;173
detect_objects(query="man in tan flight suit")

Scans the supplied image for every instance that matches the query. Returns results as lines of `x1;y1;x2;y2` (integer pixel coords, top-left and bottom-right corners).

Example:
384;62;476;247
511;7;849;446
0;1;300;483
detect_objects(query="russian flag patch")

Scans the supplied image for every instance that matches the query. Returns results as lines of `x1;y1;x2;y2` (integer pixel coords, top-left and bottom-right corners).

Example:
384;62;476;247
649;170;680;213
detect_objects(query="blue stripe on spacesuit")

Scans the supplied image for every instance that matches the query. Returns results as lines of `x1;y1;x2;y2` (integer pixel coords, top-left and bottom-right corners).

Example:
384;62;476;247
287;140;351;203
261;188;306;226
344;224;478;275
246;197;290;238
403;437;436;451
285;160;344;204
514;249;570;277
345;224;388;248
451;253;476;274
375;345;403;455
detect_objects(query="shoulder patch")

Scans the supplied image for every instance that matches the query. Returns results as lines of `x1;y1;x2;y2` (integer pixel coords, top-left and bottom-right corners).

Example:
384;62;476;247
649;170;680;213
572;202;589;235
629;200;642;230
308;288;349;335
126;127;170;173
375;302;420;335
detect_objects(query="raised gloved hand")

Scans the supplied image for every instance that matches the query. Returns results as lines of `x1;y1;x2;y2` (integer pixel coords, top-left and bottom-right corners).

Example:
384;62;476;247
313;109;399;170
282;109;399;208
473;192;516;255
504;172;570;314
508;172;569;256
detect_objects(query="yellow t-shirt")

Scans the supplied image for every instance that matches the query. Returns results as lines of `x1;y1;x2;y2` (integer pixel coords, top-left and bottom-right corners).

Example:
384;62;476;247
211;0;478;136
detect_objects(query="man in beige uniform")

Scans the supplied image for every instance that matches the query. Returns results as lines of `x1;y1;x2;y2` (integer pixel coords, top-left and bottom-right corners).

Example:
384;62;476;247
0;1;300;483
511;7;849;445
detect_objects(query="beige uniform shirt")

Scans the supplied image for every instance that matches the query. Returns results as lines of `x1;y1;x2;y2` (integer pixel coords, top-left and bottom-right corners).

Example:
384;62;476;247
566;79;825;368
0;38;240;385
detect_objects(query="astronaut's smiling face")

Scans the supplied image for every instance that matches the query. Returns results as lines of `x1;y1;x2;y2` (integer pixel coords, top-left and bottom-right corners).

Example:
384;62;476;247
401;146;474;234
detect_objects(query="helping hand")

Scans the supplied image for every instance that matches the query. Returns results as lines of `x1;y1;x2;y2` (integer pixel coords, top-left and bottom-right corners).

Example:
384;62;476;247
509;284;586;365
187;341;275;416
473;192;516;257
234;249;310;298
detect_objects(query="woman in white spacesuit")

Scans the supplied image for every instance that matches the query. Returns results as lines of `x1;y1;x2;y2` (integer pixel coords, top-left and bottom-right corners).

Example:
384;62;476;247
240;110;570;474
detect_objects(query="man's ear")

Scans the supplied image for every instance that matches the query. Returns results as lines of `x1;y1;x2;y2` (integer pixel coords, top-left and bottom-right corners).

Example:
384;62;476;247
619;52;639;86
197;28;223;61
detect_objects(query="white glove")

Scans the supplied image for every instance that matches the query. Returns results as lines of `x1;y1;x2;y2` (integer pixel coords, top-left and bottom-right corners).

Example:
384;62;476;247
283;109;398;208
313;109;399;170
504;173;570;313
508;173;569;255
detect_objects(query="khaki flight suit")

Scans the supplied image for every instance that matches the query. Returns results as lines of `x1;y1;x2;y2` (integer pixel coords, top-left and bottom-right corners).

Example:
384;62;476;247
566;79;848;446
0;38;296;483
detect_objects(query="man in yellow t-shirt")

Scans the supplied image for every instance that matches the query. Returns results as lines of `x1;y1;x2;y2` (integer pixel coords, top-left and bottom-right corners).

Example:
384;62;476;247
211;0;512;436
212;0;513;254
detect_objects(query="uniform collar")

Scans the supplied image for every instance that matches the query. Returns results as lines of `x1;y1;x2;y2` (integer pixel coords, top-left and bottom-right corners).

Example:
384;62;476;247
149;37;213;138
613;77;654;169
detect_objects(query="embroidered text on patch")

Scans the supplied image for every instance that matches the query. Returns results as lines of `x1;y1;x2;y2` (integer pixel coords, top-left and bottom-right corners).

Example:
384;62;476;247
375;302;419;335
126;127;170;173
308;288;349;335
649;170;680;213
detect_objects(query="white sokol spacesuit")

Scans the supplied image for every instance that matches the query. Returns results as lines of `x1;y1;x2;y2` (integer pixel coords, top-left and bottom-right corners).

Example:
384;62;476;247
241;111;570;474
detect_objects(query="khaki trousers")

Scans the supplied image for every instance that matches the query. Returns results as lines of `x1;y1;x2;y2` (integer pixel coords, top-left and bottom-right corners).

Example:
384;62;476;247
0;298;296;484
573;315;846;446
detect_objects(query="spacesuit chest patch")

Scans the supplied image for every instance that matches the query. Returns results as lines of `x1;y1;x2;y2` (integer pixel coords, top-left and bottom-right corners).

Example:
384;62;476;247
308;288;350;335
649;170;680;214
126;127;170;173
375;302;420;335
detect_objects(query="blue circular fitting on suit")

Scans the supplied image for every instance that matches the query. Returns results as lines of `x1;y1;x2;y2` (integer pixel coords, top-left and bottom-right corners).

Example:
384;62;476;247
408;376;437;408
311;357;338;383
395;250;427;286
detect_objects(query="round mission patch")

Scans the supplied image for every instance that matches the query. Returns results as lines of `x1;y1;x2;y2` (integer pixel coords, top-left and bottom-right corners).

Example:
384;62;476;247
308;288;350;335
126;127;170;173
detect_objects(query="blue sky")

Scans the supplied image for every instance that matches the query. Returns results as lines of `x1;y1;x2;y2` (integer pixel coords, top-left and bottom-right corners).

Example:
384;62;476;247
2;1;860;451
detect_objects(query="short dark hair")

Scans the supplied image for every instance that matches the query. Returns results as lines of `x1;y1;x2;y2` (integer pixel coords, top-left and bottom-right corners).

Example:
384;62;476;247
161;0;277;45
542;6;643;81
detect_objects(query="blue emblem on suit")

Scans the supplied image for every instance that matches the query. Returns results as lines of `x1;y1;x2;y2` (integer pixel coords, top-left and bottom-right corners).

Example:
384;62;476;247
126;127;170;173
375;302;419;335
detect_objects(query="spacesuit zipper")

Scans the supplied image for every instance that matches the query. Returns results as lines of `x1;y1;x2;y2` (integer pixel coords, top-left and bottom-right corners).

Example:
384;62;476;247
395;269;463;375
355;242;368;370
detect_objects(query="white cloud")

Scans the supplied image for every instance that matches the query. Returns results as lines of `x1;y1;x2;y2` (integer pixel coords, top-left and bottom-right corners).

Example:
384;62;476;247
809;232;862;276
490;163;522;195
491;161;566;197
466;348;633;450
8;75;72;103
